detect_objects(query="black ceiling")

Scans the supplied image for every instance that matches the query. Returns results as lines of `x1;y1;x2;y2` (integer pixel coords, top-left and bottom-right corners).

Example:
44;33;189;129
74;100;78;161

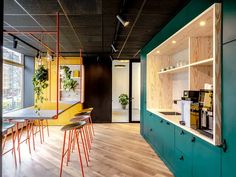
3;0;189;59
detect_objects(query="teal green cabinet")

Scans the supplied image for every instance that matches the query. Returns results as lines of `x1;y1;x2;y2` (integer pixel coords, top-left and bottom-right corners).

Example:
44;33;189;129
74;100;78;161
152;115;163;153
141;1;236;177
175;127;193;156
192;137;221;177
162;120;175;168
175;149;192;177
222;41;236;177
222;0;236;43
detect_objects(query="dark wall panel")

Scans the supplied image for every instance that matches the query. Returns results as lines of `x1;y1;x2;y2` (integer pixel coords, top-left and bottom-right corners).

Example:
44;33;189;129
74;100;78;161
24;56;35;107
83;56;112;123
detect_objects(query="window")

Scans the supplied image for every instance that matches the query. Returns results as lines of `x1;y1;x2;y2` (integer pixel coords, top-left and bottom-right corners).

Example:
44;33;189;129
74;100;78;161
2;47;23;113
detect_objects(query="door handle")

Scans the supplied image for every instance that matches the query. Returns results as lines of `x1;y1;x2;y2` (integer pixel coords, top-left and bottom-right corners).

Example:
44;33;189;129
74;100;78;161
179;156;184;160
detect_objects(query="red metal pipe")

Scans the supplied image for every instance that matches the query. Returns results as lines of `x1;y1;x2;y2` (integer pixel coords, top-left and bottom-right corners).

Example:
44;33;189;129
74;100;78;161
56;12;60;118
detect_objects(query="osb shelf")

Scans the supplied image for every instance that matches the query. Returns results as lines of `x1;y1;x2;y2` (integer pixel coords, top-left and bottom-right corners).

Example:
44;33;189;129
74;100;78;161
158;58;213;75
146;4;221;145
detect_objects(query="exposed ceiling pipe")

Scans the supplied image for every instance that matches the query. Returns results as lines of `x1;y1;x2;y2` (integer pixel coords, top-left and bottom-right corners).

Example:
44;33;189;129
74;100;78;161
117;0;147;58
29;34;55;54
133;49;141;58
14;0;66;50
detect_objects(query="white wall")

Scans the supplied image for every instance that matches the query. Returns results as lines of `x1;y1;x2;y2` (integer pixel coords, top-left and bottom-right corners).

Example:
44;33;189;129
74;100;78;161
112;61;129;110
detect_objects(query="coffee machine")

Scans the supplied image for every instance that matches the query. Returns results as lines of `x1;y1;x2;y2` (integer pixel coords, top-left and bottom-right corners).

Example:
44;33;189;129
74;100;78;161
198;89;213;138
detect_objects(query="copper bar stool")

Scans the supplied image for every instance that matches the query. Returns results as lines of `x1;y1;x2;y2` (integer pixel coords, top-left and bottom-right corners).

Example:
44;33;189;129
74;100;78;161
70;116;91;159
2;122;17;167
6;119;36;164
59;121;88;177
81;108;94;136
74;108;95;141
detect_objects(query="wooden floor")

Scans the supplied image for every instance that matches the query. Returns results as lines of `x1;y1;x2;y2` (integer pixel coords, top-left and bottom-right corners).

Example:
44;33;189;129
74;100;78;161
2;123;173;177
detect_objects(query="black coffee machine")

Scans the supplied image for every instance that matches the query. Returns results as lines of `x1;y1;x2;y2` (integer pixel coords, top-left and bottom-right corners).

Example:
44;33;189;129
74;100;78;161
198;89;213;138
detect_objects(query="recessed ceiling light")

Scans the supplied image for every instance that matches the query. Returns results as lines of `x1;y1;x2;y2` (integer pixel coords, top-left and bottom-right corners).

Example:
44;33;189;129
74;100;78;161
172;40;176;44
200;21;206;26
156;50;160;54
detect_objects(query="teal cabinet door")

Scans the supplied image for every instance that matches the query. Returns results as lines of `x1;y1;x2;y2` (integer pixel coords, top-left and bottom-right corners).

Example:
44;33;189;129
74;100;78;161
222;41;236;177
155;117;165;155
152;115;163;153
223;0;236;43
175;127;193;156
175;149;192;177
143;111;151;137
163;121;175;168
192;137;221;177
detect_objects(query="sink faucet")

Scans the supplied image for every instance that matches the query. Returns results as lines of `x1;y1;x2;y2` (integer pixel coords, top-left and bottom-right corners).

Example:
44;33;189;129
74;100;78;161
173;99;182;104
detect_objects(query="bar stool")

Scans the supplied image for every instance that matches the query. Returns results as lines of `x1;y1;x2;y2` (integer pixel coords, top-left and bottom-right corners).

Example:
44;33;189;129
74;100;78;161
59;121;88;177
34;119;50;144
70;115;92;152
6;119;35;163
2;122;17;167
74;108;94;137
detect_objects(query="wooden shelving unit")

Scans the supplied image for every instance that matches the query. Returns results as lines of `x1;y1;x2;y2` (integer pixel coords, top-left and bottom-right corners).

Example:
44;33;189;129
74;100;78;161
146;4;221;145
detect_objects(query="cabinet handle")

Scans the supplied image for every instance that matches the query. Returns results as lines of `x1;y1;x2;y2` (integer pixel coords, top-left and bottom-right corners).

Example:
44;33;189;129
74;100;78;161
160;120;163;123
150;128;153;132
180;130;185;135
179;156;184;160
191;137;196;142
166;122;170;125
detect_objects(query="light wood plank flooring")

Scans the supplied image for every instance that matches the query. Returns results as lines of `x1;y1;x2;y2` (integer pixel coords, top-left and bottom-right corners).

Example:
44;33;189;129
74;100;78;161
2;123;173;177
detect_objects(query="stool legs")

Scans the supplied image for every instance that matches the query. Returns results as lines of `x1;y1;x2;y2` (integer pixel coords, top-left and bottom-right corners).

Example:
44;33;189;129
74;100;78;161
60;129;86;177
46;120;50;137
75;129;85;177
26;122;31;154
16;123;21;163
81;128;90;162
89;116;95;136
79;129;89;167
11;128;17;167
59;131;67;177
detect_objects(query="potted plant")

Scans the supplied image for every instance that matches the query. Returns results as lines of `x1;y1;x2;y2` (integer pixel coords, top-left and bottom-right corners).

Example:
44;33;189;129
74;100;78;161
61;66;78;91
119;94;129;109
32;65;49;114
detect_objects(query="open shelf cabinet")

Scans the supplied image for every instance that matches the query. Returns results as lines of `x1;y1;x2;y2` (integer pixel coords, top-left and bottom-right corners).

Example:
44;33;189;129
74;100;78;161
146;4;221;145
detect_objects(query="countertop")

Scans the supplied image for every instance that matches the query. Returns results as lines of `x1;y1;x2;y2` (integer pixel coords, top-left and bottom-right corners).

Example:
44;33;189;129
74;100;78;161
147;108;214;145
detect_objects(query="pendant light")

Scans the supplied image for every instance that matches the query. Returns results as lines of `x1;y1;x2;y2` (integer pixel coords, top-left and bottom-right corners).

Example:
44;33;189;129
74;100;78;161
46;50;53;62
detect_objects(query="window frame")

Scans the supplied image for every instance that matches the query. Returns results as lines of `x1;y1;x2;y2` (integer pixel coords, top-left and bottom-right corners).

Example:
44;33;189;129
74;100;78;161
2;48;24;113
